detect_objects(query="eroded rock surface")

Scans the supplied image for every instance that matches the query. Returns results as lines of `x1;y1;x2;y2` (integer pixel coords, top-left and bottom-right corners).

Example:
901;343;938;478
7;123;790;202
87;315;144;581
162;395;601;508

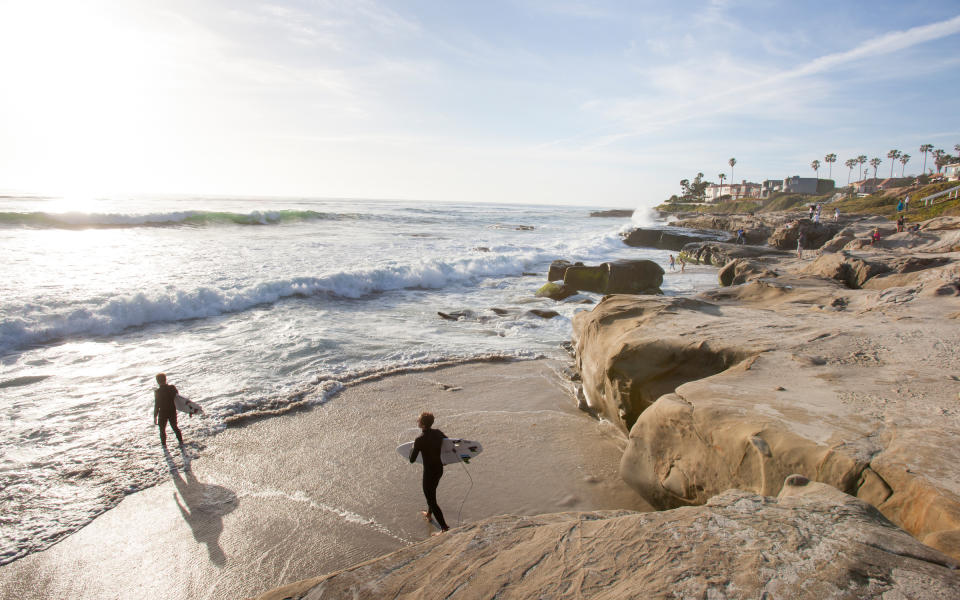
260;481;959;600
680;241;788;266
573;235;960;560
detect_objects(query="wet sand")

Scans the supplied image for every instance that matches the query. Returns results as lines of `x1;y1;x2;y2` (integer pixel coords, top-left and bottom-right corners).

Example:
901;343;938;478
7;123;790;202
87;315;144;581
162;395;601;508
0;359;650;600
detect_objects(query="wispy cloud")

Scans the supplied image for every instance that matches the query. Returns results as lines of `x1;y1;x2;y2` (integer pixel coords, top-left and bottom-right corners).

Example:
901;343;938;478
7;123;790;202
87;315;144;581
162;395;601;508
585;14;960;148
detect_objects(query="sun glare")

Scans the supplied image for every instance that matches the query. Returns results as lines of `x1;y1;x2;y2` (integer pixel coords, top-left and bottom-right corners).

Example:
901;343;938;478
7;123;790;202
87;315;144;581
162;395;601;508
0;1;166;198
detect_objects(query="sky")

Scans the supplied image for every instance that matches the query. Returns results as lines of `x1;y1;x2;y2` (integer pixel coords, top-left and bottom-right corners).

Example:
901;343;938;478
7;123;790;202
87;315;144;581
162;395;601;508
0;0;958;207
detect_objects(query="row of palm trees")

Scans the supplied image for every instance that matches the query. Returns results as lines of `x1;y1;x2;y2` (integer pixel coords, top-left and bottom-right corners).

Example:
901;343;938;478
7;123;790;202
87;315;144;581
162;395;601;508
813;144;959;186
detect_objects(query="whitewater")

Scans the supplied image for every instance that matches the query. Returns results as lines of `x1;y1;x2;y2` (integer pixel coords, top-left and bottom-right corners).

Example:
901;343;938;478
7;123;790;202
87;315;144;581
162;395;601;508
0;195;716;565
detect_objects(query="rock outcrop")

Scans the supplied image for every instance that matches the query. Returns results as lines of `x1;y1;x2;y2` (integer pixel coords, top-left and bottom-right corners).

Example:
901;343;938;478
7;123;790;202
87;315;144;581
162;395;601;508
543;260;664;297
717;258;777;286
679;241;788;266
800;252;891;288
768;219;842;250
572;225;960;561
259;480;959;600
672;214;786;245
621;227;728;250
590;209;634;217
535;281;577;300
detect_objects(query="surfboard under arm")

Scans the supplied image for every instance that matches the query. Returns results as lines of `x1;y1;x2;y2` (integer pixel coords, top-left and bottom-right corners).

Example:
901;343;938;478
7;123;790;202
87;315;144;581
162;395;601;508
396;438;483;465
174;394;204;416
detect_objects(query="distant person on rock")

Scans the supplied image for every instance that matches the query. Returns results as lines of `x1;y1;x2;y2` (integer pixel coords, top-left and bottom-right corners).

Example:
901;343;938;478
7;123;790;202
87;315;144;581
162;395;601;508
871;228;881;245
797;231;806;259
679;256;686;272
153;373;184;448
897;199;904;213
668;255;675;271
808;205;815;219
897;215;905;233
736;228;745;244
834;207;840;222
409;411;450;534
904;194;910;211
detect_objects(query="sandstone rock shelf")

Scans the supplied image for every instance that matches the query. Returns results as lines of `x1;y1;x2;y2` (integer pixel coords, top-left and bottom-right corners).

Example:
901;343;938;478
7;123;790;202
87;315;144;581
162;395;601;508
573;213;960;561
259;478;959;600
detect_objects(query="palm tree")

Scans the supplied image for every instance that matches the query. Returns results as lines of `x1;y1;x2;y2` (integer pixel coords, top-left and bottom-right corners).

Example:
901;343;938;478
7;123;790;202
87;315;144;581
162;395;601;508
933;149;946;173
811;159;821;179
887;149;901;179
728;158;736;197
717;173;726;199
845;158;857;185
857;155;867;180
824;153;837;179
920;144;934;175
869;157;881;181
899;154;910;177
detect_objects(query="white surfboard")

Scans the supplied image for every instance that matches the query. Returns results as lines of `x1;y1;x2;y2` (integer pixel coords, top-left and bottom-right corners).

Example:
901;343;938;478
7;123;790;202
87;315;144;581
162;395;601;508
397;438;483;465
174;394;204;416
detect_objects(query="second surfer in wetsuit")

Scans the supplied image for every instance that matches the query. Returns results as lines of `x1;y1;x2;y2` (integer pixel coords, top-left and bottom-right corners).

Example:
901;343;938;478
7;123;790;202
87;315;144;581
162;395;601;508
154;372;184;447
409;411;450;532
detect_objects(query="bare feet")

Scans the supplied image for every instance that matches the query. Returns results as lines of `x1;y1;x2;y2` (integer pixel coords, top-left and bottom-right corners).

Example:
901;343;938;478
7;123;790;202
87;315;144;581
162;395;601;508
420;511;430;522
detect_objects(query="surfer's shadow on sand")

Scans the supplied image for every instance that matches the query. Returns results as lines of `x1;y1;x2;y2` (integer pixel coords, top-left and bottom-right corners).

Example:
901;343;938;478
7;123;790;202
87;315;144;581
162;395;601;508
164;449;238;567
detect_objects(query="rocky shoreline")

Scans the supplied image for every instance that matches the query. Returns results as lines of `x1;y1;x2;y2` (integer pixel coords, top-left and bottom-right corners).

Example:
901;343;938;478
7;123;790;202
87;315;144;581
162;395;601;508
261;211;960;598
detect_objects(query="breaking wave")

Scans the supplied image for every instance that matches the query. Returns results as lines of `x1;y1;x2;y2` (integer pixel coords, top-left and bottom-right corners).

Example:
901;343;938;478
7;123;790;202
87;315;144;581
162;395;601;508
1;251;546;354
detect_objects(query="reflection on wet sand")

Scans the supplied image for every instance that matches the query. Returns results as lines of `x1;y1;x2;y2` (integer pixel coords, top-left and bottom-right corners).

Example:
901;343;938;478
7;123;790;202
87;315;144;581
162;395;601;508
165;449;237;566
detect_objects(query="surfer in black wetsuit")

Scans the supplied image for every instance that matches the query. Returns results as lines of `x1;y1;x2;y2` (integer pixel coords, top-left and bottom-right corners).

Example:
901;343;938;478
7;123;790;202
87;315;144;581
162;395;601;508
409;411;449;533
153;373;184;447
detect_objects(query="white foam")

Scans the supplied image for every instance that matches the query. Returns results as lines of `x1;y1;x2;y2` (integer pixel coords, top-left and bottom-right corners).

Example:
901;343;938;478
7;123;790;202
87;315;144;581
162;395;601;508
241;486;411;543
0;252;555;354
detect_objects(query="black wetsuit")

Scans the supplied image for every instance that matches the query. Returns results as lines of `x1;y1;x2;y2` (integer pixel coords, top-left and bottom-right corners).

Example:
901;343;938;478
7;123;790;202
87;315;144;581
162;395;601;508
410;428;449;530
154;383;183;446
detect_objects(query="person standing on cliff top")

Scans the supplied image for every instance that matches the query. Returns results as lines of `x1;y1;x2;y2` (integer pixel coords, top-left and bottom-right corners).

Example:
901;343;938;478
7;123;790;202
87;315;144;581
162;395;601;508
154;373;184;448
409;412;450;534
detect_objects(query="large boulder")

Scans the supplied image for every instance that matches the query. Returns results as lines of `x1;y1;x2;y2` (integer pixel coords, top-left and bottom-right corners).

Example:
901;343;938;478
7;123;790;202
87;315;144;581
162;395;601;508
679;241;788;266
547;259;582;281
717;258;777;287
769;219;841;250
801;252;891;288
263;481;960;600
535;281;577;300
563;260;664;295
621;227;725;250
818;227;858;253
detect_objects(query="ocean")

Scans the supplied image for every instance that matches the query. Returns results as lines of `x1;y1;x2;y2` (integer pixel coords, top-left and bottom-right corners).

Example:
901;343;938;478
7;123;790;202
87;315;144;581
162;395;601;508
0;195;715;564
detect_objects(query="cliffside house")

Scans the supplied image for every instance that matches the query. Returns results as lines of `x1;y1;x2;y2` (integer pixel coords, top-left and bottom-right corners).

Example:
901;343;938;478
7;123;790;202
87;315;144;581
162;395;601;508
705;180;762;202
761;176;835;198
945;163;960;181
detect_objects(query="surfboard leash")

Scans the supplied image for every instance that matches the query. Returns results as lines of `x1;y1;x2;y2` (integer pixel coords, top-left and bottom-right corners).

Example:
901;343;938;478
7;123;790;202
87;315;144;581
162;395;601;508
456;459;473;528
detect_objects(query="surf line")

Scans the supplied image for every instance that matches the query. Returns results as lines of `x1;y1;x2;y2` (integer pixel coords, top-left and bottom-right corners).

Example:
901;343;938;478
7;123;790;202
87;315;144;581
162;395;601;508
238;484;412;544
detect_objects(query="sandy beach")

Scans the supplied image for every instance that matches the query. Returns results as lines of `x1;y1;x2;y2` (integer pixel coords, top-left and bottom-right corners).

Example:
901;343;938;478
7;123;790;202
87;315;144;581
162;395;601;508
0;359;648;600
